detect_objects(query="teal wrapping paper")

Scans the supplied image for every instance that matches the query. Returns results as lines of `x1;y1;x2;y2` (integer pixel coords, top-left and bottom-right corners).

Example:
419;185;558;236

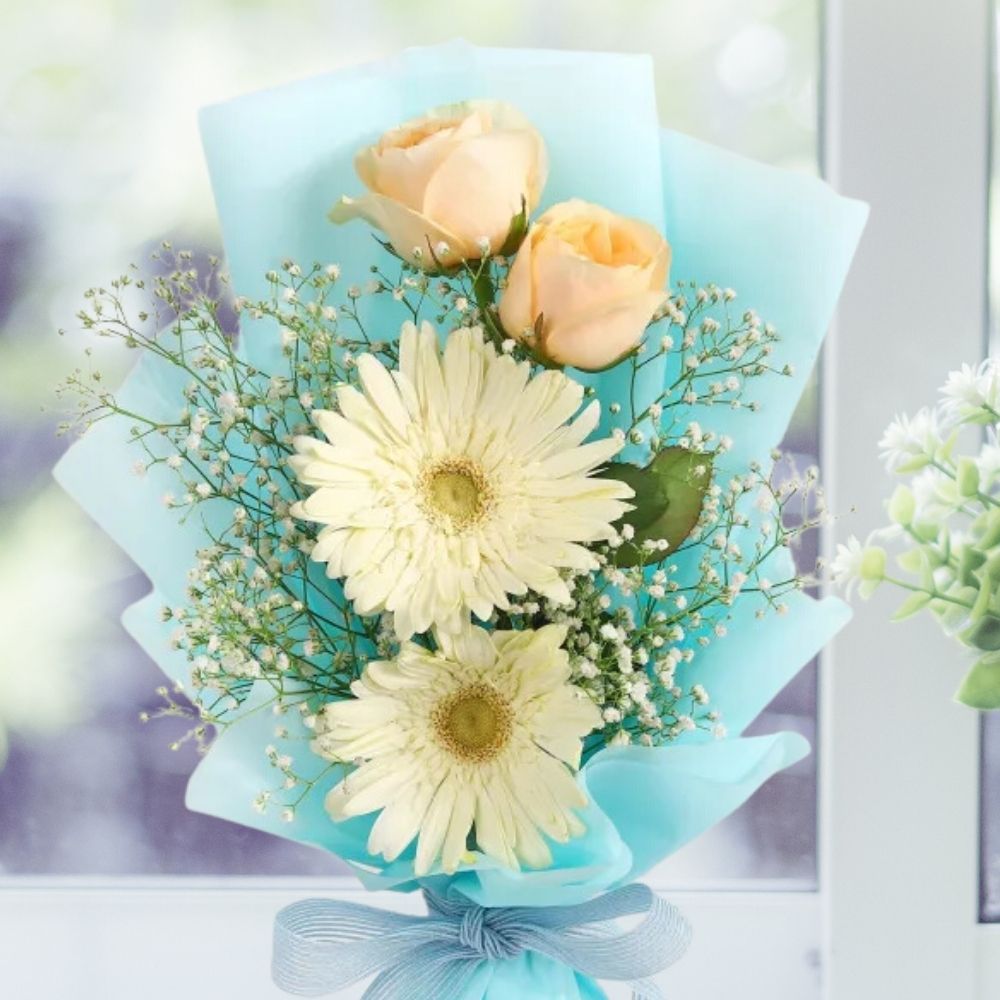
53;41;868;1000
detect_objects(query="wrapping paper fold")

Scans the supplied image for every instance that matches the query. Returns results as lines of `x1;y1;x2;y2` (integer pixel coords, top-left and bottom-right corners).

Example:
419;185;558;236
54;40;867;999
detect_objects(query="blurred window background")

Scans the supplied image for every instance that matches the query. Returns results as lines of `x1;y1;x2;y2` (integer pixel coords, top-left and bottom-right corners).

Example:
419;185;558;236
0;0;821;881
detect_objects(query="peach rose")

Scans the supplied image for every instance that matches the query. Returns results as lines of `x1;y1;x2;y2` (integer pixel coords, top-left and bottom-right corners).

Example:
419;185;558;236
330;101;547;268
498;200;670;371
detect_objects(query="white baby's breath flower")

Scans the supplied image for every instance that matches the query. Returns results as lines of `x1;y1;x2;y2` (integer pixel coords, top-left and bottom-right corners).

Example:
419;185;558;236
288;323;633;639
312;623;600;875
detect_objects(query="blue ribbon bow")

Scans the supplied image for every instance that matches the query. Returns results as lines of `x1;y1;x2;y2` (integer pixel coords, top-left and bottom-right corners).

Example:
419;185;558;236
272;882;691;1000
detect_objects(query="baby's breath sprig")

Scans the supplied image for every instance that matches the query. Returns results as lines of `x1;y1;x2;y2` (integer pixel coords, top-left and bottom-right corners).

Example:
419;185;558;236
58;250;405;733
138;682;213;755
615;281;788;457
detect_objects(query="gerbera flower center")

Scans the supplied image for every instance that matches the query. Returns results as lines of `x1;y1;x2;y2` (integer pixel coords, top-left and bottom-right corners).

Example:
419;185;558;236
431;682;514;763
419;457;495;532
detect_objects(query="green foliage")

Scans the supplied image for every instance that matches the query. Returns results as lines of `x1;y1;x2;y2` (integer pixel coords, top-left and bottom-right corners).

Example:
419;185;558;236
957;457;980;497
892;591;931;621
497;198;529;257
887;484;915;526
598;448;712;568
963;615;1000;651
955;654;1000;710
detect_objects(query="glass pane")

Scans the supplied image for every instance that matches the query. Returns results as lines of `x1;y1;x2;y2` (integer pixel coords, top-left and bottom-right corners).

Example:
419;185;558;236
0;0;821;880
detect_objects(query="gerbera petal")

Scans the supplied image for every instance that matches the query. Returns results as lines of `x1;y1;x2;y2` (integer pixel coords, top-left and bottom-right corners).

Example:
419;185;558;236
507;794;553;869
440;785;477;873
537;437;624;478
435;622;497;671
357;353;413;432
367;775;438;861
415;780;458;876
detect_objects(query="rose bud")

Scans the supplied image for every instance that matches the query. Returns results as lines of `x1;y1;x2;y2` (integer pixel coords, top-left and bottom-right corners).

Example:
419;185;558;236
499;199;670;371
330;100;546;269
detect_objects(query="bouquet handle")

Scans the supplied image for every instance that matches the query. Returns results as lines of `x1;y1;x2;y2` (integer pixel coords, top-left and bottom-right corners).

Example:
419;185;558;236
272;883;689;999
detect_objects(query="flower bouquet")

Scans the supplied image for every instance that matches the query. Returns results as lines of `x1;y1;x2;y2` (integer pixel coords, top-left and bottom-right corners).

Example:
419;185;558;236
55;41;867;1000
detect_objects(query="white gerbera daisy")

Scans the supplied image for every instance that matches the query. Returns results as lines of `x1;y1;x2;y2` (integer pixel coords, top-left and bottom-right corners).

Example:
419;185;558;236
311;623;602;875
288;323;632;638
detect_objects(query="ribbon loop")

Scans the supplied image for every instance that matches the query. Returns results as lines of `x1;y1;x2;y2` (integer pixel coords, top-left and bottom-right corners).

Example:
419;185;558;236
273;882;691;1000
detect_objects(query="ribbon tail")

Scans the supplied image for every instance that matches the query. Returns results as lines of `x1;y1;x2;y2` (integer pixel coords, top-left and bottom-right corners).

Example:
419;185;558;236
363;949;482;1000
272;898;429;997
521;888;692;986
631;978;667;1000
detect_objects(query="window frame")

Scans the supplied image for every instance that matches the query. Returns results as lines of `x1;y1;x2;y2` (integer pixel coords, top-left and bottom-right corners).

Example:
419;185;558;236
821;0;999;996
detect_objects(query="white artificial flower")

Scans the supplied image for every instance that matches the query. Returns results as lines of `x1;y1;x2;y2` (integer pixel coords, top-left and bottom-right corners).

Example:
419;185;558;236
311;623;601;875
830;536;865;590
977;440;1000;483
288;323;633;638
878;408;941;473
940;359;1000;422
830;535;886;598
909;466;956;522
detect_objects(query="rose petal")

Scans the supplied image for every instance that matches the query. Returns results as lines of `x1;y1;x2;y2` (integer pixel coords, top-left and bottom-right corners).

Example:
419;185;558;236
329;192;468;265
422;129;543;251
544;289;667;371
358;109;486;209
532;236;653;320
498;229;536;339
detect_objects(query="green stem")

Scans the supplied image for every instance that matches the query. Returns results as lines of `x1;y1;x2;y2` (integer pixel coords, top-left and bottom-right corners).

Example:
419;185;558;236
472;262;506;348
883;573;974;610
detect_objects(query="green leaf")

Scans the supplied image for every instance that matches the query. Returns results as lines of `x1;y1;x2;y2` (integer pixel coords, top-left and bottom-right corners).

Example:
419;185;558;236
887;484;916;526
498;198;530;257
972;576;994;623
958;457;981;498
892;591;932;621
978;509;1000;550
599;448;713;568
939;428;961;464
897;547;927;574
962;614;1000;651
895;454;931;474
911;520;941;543
472;265;495;309
958;546;987;588
955;654;1000;710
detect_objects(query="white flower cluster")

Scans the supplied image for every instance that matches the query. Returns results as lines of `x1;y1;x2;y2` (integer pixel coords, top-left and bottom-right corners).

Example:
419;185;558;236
833;357;1000;708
